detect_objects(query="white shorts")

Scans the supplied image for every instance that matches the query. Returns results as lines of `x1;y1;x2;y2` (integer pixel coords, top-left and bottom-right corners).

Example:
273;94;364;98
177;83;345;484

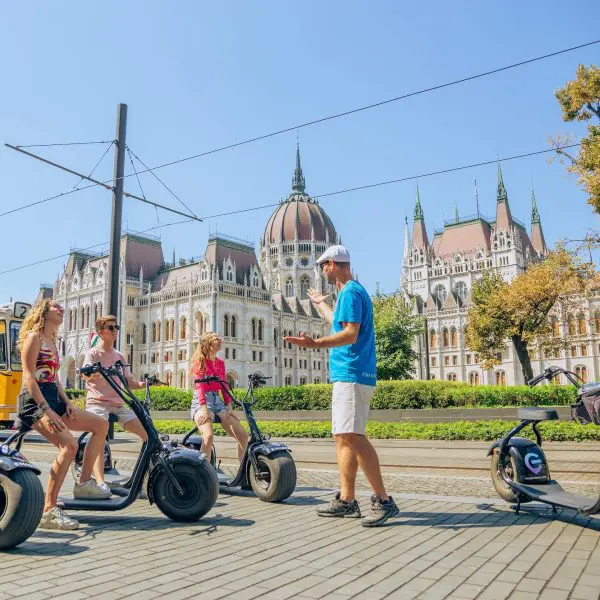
86;404;137;425
331;382;375;435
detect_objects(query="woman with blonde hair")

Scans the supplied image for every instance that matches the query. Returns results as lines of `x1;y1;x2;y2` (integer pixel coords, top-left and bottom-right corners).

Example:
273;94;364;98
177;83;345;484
16;299;111;531
190;332;248;461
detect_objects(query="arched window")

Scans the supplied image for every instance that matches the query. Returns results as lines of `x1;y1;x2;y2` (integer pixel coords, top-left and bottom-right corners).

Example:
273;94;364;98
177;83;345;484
251;318;257;341
226;372;238;389
98;302;103;317
595;311;600;334
231;315;237;338
142;324;147;344
429;329;437;349
433;285;447;306
469;372;480;385
285;277;294;297
68;310;73;331
81;308;86;329
156;321;161;342
73;308;78;330
165;371;173;386
575;365;589;384
450;327;458;347
300;276;310;300
226;265;233;282
180;317;187;340
273;328;278;348
455;282;468;302
577;313;587;336
258;319;263;342
93;303;99;325
152;322;156;343
568;315;577;336
442;328;450;348
85;306;90;328
495;371;507;386
178;370;186;388
170;319;175;341
224;314;229;337
284;375;292;386
447;373;457;382
551;316;560;337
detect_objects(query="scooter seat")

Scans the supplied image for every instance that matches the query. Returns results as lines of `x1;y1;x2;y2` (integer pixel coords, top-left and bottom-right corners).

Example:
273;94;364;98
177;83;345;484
517;407;559;421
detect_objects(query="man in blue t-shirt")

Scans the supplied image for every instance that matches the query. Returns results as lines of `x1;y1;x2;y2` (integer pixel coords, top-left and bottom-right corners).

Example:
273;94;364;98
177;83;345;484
285;245;398;527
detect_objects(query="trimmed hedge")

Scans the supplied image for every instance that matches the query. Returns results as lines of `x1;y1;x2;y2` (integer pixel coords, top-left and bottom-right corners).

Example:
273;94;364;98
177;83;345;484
150;419;600;442
67;380;577;412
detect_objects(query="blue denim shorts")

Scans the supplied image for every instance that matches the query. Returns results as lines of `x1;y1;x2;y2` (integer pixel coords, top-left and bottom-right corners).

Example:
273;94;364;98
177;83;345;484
191;390;227;422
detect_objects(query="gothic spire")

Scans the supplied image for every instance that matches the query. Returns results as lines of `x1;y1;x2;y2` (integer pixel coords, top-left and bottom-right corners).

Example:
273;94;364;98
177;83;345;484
414;184;424;221
531;189;540;224
497;163;508;204
292;143;306;193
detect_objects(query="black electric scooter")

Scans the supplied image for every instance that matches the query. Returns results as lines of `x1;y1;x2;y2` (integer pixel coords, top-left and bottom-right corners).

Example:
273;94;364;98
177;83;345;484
490;365;600;516
0;426;44;549
64;361;218;521
182;373;297;502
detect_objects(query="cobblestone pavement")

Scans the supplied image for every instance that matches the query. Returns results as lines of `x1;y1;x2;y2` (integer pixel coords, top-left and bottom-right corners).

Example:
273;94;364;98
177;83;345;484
2;462;600;600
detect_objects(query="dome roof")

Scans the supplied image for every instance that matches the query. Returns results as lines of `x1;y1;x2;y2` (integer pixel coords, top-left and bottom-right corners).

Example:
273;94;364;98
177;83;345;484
263;147;337;246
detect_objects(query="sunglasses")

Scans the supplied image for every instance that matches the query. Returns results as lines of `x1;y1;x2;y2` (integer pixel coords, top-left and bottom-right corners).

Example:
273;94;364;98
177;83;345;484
319;261;330;271
104;324;120;332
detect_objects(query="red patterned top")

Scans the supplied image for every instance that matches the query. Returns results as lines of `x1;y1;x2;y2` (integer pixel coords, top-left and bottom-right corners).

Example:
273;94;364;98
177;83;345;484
35;338;60;384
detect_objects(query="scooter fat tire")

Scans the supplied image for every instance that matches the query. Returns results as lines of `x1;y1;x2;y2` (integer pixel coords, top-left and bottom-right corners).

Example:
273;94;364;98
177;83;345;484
249;450;297;503
0;469;44;550
491;450;531;504
152;460;218;522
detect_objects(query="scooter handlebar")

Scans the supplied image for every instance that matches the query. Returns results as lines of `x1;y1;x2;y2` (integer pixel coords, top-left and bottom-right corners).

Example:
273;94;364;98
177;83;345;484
194;375;221;384
79;362;102;377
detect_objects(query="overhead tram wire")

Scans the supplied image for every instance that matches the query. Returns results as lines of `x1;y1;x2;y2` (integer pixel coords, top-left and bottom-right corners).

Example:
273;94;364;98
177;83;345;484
4;144;203;222
106;39;600;183
3;39;598;220
70;140;114;190
1;141;580;278
127;147;198;218
198;143;582;220
15;140;114;149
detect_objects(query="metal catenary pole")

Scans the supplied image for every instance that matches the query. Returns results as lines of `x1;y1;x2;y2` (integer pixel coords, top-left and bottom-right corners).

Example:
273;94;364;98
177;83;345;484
107;103;127;349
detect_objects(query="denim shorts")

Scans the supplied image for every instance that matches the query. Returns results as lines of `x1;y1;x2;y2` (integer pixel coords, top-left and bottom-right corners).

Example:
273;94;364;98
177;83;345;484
16;382;67;430
190;391;227;422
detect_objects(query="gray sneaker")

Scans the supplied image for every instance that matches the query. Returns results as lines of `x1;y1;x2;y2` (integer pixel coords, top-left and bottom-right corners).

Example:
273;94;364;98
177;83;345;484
74;478;112;500
362;494;399;527
39;507;79;531
316;492;361;518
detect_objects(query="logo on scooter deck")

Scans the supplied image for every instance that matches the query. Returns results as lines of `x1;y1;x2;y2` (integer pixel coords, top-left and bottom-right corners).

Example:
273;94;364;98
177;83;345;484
524;452;543;475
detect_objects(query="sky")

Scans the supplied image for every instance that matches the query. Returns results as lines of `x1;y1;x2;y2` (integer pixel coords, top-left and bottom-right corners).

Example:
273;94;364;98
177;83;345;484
1;1;599;302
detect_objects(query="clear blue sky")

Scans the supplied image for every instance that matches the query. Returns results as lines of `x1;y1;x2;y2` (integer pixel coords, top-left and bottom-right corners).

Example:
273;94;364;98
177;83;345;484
1;1;599;302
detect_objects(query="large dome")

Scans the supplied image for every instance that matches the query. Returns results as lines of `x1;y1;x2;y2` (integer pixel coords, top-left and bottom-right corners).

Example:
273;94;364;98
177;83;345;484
263;147;337;246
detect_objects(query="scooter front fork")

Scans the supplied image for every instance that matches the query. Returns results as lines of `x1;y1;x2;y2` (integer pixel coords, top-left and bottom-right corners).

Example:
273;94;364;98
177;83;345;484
159;455;185;495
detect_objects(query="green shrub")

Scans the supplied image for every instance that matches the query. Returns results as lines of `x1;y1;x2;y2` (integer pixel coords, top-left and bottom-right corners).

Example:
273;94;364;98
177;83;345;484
68;380;578;412
150;419;600;442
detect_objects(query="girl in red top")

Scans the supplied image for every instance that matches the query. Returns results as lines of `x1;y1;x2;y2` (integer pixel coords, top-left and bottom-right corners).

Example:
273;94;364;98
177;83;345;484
190;332;248;461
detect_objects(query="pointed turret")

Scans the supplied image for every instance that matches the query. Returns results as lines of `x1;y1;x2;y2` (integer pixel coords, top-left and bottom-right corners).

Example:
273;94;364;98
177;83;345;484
292;143;306;193
530;189;547;255
412;185;429;249
495;163;513;231
403;215;411;263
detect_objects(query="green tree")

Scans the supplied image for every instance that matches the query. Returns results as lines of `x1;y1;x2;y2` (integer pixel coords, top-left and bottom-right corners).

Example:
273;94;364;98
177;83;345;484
553;64;600;214
466;249;591;382
372;290;423;380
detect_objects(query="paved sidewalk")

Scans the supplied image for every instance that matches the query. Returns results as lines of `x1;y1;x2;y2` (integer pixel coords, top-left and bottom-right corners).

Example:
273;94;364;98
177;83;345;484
2;461;600;600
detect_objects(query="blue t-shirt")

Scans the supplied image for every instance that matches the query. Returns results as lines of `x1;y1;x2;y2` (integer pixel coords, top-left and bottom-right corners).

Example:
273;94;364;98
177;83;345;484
329;280;376;386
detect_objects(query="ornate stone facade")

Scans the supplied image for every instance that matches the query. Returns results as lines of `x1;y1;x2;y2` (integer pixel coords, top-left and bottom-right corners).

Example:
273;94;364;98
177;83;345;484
52;149;335;390
403;166;600;385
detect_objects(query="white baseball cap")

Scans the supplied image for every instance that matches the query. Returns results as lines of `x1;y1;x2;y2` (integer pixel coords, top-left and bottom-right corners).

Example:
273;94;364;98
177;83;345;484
316;244;351;264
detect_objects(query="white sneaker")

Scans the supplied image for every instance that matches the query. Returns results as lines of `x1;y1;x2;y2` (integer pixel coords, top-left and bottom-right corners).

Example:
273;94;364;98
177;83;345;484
96;481;112;496
74;478;112;499
39;507;79;530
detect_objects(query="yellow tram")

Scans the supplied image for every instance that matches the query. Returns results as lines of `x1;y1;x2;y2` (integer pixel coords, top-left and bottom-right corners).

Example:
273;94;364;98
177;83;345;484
0;302;30;427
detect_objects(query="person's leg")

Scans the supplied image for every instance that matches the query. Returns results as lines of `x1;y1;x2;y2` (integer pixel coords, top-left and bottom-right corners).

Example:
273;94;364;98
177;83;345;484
64;408;109;483
32;421;78;512
195;418;215;458
219;413;248;461
122;416;148;443
342;433;387;500
335;434;359;501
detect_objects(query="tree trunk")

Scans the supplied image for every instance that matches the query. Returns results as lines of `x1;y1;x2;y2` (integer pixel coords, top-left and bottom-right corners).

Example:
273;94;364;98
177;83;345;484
511;335;534;383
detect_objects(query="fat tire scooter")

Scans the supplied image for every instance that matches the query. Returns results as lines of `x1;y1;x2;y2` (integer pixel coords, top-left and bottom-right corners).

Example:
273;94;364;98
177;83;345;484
0;427;44;549
490;365;600;516
65;361;218;521
182;373;297;502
